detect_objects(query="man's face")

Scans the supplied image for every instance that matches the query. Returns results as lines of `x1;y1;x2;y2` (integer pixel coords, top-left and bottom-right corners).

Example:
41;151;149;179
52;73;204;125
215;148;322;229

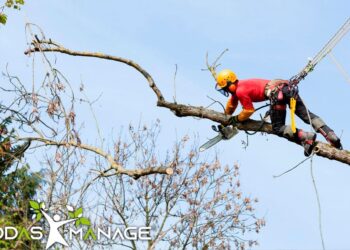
215;80;238;97
227;81;237;93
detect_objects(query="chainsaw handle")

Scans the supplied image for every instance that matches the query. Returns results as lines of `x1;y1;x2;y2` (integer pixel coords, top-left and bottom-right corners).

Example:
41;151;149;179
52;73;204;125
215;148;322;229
211;124;225;133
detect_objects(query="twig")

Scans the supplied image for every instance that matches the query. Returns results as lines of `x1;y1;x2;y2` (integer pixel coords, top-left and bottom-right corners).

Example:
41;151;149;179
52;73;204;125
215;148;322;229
205;95;225;112
173;64;178;103
273;154;313;178
202;49;229;80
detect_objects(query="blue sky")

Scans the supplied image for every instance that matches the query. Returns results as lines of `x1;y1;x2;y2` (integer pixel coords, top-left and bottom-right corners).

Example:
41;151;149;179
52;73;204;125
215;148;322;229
1;0;350;249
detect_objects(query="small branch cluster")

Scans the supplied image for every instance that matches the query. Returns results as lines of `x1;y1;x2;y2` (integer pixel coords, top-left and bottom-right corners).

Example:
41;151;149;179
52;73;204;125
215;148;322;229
97;124;264;249
203;48;229;80
0;31;173;179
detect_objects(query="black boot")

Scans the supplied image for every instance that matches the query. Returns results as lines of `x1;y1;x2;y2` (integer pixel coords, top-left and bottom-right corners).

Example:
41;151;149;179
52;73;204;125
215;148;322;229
297;129;317;156
318;125;342;149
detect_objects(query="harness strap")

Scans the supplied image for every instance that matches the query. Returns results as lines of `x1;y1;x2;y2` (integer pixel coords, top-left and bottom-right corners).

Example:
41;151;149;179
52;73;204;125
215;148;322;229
290;97;297;133
264;79;288;98
271;104;286;110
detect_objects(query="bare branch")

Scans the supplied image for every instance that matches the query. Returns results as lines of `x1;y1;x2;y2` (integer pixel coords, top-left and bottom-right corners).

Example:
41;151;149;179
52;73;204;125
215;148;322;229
25;39;165;102
203;49;229;80
17;136;173;179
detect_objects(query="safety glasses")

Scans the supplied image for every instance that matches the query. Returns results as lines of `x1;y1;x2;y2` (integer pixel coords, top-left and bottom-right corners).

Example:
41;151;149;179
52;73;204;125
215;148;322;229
215;82;232;97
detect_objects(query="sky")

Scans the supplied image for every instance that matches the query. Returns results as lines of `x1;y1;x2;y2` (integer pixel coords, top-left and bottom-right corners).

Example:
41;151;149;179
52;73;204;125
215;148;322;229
1;0;350;249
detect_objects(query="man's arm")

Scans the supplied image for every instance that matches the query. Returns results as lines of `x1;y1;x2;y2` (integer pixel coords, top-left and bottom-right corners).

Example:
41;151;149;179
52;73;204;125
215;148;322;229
237;108;255;121
225;96;238;115
235;95;255;122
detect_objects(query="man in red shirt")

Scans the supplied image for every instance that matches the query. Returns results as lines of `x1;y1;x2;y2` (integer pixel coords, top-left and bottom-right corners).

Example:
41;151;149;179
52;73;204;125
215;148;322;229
215;69;342;155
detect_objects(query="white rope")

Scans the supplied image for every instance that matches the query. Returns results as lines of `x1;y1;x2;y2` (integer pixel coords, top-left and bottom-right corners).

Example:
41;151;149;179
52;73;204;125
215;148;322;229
329;52;350;85
302;98;326;249
311;17;350;67
310;156;326;250
293;17;350;83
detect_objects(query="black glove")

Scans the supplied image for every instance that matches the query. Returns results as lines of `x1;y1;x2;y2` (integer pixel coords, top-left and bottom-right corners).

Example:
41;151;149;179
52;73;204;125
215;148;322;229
217;124;225;132
228;115;239;126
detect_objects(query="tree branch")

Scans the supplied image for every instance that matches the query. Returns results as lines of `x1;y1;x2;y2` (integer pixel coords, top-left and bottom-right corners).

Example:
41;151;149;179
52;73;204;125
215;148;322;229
24;40;350;166
25;40;164;102
17;137;173;179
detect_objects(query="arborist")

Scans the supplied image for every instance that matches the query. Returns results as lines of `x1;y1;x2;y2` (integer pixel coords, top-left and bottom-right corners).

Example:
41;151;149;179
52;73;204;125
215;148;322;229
215;69;342;155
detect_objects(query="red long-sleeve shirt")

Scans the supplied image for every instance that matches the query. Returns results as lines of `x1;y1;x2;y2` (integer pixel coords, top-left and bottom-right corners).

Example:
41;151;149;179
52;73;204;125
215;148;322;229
225;78;270;121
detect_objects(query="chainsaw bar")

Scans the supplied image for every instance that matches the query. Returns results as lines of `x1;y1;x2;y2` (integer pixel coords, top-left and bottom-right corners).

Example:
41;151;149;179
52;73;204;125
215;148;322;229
199;126;239;152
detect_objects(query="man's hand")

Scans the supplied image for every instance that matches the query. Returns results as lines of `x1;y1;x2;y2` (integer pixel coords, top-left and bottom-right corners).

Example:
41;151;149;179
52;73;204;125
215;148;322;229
228;115;239;126
217;124;225;132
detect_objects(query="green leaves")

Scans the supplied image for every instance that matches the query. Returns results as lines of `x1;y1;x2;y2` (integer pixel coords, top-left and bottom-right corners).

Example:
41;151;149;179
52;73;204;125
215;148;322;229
75;216;91;227
74;207;83;218
68;211;74;219
5;0;24;9
0;14;7;25
36;213;42;221
29;200;44;222
67;206;91;227
75;216;90;227
29;200;39;210
75;219;81;227
29;202;91;226
1;0;25;25
80;217;91;226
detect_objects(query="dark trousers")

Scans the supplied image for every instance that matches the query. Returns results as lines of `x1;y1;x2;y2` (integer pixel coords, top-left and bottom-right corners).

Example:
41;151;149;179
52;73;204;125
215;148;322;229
270;85;320;143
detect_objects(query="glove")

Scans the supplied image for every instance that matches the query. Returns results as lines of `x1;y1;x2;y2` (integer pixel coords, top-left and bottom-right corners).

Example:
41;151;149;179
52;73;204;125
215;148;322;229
217;124;225;132
228;115;239;126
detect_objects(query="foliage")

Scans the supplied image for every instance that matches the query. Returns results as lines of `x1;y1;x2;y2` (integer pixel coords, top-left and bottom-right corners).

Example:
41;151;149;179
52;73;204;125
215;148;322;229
67;205;91;227
0;0;25;25
0;13;7;24
0;165;43;249
29;200;45;221
0;118;43;249
1;116;30;173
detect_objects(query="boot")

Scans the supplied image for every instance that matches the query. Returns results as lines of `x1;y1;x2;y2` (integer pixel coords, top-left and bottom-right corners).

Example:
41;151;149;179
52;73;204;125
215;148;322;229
297;129;317;156
318;125;342;149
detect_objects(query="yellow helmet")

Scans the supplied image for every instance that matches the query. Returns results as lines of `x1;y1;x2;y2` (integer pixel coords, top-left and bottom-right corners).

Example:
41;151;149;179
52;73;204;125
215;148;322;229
216;69;237;89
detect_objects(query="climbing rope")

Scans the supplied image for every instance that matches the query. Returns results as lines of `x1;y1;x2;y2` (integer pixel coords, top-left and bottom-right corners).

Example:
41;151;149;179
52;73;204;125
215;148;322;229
303;97;326;249
329;52;350;85
290;17;350;85
311;18;350;67
244;103;270;136
287;17;350;139
310;155;326;250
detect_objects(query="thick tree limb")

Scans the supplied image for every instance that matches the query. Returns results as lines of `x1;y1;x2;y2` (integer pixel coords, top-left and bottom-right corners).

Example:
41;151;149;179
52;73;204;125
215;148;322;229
25;40;164;102
24;40;350;166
